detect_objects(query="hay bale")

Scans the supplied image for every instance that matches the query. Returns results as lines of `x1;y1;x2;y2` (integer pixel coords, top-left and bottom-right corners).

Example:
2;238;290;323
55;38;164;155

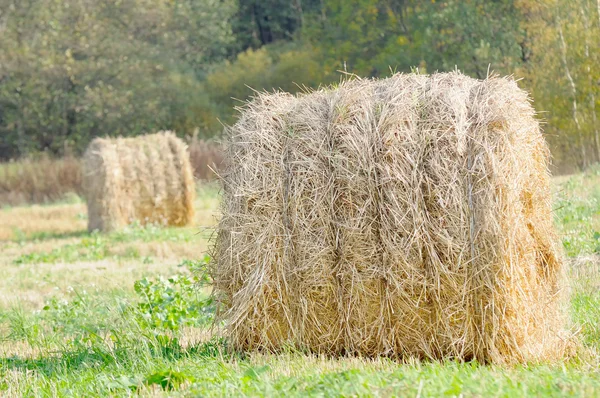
211;72;570;364
83;131;195;232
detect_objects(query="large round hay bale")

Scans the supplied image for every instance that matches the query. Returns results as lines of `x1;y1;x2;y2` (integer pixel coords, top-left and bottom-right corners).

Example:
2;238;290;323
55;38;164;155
211;72;570;364
83;131;195;232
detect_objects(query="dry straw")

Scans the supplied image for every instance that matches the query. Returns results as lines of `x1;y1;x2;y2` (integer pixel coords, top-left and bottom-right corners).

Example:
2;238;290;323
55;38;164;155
83;131;195;232
211;72;571;364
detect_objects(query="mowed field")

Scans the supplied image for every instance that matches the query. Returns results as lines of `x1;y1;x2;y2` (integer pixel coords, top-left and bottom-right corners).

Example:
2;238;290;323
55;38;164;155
0;170;599;397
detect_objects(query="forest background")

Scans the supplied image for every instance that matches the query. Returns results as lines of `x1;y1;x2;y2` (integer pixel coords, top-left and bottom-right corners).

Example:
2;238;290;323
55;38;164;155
1;0;599;172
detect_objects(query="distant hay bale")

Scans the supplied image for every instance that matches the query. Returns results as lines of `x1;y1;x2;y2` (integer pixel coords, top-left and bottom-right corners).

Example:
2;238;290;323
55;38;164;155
211;72;571;364
83;131;195;232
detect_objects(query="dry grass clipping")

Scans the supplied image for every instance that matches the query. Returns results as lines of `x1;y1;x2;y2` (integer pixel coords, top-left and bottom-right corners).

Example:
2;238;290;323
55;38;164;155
83;131;195;232
211;72;571;364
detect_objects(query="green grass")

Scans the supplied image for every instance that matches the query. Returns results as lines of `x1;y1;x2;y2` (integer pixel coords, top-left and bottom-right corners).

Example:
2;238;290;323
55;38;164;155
1;169;600;396
12;223;209;265
2;279;599;397
554;164;600;256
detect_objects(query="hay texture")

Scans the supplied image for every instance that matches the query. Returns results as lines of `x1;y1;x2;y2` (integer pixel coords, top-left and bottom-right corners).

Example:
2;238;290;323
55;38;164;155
211;72;569;364
83;131;195;232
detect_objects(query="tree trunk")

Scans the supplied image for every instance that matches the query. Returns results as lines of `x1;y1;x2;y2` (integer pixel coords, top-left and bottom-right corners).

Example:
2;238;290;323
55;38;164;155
581;1;600;164
16;97;26;156
294;0;304;27
594;0;600;162
557;10;587;168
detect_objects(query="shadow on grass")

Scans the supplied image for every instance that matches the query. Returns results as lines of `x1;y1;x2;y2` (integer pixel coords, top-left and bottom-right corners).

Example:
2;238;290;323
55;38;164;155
0;339;228;377
14;229;89;242
1;348;118;376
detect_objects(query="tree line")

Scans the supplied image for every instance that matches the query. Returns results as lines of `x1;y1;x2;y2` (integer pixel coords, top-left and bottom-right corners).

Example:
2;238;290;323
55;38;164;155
0;0;598;170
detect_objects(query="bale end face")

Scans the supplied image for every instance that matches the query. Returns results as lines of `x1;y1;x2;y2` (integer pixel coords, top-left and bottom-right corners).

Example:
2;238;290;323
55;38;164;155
82;131;195;233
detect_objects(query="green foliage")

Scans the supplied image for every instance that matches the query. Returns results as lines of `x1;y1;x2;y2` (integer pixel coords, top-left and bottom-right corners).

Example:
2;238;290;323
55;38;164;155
301;0;524;79
1;0;599;170
206;44;324;124
144;369;194;391
232;0;321;50
41;289;120;338
0;297;213;394
133;256;214;332
520;0;600;169
0;0;236;157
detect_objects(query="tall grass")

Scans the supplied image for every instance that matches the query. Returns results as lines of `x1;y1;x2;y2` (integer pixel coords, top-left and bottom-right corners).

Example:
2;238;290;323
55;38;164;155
188;139;223;181
0;139;224;207
0;155;83;206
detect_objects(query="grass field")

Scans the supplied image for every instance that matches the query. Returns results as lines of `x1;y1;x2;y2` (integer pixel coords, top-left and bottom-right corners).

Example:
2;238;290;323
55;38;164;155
0;168;599;397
